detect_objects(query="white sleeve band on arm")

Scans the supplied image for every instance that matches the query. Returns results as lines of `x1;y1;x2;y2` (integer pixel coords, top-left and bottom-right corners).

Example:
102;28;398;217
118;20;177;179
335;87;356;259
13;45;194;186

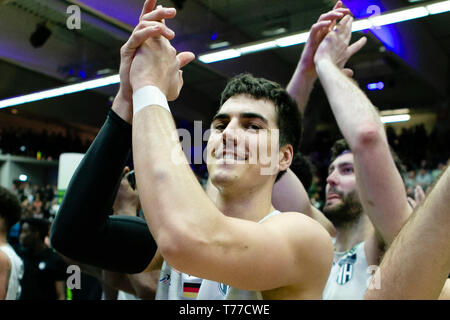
133;85;171;115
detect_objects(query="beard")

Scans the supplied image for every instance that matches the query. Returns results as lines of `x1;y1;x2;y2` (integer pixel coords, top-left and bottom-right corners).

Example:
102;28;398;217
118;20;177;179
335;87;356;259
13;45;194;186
323;190;363;228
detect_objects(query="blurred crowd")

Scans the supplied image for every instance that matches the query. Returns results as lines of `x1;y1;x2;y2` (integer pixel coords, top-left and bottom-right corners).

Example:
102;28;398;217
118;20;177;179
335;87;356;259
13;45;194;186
0;128;91;160
11;181;59;221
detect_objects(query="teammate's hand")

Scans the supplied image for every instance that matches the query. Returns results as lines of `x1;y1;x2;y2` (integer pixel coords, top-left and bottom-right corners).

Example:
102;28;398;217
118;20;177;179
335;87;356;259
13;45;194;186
314;14;367;75
414;185;426;206
129;15;195;101
113;0;179;123
298;1;350;79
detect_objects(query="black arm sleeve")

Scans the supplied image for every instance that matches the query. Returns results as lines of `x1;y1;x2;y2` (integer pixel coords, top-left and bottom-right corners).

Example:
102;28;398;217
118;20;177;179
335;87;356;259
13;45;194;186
50;109;157;274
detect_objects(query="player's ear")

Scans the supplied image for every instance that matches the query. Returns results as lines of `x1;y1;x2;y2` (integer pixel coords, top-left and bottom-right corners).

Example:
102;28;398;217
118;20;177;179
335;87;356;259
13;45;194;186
278;144;293;172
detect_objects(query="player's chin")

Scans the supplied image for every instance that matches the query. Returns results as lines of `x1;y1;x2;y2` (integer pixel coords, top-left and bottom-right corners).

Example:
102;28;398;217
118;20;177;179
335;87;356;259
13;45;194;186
211;161;247;178
324;199;339;208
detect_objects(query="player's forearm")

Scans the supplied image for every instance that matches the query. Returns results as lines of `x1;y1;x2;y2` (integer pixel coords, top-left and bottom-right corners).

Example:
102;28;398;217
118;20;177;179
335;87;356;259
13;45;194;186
111;88;133;124
132;108;221;252
318;60;410;245
316;59;385;149
50;109;156;274
286;66;316;115
366;166;450;299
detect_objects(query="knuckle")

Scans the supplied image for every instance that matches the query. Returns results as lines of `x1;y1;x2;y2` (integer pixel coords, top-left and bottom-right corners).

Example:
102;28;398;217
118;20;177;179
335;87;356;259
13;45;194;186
137;21;146;29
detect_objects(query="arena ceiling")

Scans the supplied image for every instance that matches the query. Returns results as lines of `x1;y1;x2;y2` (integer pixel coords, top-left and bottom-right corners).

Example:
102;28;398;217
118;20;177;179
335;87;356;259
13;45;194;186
0;0;448;136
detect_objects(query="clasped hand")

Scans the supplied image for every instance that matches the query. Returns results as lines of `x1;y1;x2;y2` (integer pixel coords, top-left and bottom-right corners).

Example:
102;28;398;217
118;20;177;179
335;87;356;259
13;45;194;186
121;0;195;103
314;14;367;71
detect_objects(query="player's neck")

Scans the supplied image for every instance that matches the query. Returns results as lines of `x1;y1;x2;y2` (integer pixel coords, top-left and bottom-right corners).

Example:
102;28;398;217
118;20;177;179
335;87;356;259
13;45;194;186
0;233;6;246
0;223;6;245
334;215;369;253
215;182;275;222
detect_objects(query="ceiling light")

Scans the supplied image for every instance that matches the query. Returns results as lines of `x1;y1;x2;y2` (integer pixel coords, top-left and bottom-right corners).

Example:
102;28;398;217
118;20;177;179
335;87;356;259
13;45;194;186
367;82;385;90
198;49;241;63
351;19;373;32
262;27;288;37
199;0;450;64
208;41;230;50
380;108;410;116
96;68;116;76
426;0;450;14
274;32;309;47
380;114;411;123
0;74;120;109
238;41;277;54
3;1;449;108
370;7;429;27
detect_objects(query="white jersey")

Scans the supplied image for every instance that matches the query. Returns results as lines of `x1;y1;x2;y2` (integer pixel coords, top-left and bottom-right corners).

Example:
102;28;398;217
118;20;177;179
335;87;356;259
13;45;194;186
322;241;373;300
117;290;140;300
155;261;204;300
155;210;281;300
0;244;24;300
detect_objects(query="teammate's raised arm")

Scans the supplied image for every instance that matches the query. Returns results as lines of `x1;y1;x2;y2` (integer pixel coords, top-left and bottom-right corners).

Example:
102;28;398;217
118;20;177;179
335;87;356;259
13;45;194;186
287;1;355;115
314;15;411;251
365;164;450;300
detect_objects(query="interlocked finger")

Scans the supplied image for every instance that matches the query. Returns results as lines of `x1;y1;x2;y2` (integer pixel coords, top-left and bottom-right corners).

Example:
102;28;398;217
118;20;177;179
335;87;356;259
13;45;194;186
141;7;176;23
310;20;333;45
125;22;174;51
139;0;156;21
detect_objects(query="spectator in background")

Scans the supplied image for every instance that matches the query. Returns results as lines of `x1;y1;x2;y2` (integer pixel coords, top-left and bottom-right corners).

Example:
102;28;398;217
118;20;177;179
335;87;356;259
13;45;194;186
404;170;417;191
290;152;314;192
0;186;24;300
49;199;60;220
23;183;32;203
416;167;433;189
32;193;43;218
309;174;324;205
17;218;67;300
311;192;324;210
432;162;446;182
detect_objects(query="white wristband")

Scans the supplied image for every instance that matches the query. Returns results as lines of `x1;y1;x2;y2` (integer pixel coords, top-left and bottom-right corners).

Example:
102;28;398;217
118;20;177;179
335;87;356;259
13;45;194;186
133;85;170;115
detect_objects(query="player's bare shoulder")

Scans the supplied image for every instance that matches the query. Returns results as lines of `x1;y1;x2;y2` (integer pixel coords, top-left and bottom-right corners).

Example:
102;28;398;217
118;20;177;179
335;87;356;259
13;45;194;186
262;211;333;293
0;250;11;270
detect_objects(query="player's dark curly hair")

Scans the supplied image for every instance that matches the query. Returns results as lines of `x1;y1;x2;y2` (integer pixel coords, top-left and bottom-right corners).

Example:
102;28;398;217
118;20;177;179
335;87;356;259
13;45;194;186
21;218;50;242
0;186;22;232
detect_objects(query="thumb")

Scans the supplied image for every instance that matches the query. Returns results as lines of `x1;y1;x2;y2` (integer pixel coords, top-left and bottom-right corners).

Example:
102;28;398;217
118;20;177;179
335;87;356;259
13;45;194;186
347;37;367;58
177;51;196;68
342;68;354;78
